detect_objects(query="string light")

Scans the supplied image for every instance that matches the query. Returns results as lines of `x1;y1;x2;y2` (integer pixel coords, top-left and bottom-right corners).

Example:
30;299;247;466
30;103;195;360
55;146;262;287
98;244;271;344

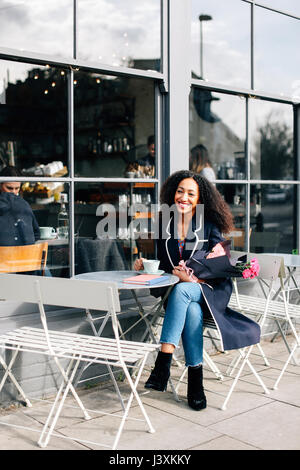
44;89;48;94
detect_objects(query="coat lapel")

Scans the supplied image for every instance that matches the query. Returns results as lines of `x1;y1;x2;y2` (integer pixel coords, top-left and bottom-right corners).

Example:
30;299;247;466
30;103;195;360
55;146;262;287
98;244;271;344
165;212;208;267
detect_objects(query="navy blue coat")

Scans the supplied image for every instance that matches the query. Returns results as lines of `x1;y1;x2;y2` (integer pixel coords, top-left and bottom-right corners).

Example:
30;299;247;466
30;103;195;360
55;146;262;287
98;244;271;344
154;214;260;351
0;192;40;246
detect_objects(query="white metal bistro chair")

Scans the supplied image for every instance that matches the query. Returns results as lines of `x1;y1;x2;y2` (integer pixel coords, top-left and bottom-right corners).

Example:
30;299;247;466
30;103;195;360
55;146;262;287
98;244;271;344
229;251;300;389
0;273;160;449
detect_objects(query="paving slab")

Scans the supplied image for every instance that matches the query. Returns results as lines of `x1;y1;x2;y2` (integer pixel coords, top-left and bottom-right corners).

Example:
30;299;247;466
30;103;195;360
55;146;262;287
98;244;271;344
190;435;259;450
58;403;221;450
0;409;85;450
208;400;300;450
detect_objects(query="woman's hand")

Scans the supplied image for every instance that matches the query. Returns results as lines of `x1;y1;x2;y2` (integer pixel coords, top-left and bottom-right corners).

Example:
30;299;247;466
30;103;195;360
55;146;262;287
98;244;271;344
172;265;193;282
134;257;145;271
172;265;204;283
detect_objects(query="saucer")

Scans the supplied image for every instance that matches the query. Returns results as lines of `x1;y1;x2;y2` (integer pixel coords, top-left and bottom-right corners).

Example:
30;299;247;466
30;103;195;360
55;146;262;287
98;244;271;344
40;235;57;240
136;269;165;275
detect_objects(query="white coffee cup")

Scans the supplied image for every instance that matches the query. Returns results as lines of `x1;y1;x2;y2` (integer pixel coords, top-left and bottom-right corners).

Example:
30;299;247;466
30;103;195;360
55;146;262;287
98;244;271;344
40;226;56;239
143;259;160;273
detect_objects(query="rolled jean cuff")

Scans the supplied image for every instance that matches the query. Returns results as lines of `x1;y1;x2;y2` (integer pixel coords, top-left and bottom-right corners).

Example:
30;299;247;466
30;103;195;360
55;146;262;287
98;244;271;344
159;340;179;349
185;360;203;368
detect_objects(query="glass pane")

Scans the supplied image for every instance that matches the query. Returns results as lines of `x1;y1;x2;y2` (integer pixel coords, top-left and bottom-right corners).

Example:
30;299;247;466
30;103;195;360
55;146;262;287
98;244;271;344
254;8;300;97
0;61;69;177
250;99;294;180
77;0;161;72
74;72;155;178
191;0;250;87
256;1;300;17
190;89;246;181
216;183;248;249
0;179;70;277
250;184;296;254
74;182;156;272
0;1;73;58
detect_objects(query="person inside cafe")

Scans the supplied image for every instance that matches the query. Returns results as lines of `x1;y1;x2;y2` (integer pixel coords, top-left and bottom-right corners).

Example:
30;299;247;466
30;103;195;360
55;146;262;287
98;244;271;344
0;165;40;246
189;144;216;182
137;135;155;176
134;170;260;411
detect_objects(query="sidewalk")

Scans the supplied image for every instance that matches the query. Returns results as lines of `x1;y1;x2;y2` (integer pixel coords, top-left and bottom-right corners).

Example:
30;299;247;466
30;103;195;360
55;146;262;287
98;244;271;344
0;337;299;451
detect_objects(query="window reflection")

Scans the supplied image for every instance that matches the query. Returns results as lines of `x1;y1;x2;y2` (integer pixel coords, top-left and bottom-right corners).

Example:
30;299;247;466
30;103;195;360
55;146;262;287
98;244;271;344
0;178;71;278
74;73;155;178
191;0;250;88
216;183;248;249
0;1;73;58
77;0;161;72
0;61;68;177
254;7;299;97
74;182;156;272
189;89;246;180
250;99;294;180
250;184;295;254
255;1;300;21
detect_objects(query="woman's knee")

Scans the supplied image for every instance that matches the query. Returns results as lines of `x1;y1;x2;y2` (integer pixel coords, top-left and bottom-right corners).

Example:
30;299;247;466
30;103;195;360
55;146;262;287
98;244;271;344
186;301;203;325
171;282;200;300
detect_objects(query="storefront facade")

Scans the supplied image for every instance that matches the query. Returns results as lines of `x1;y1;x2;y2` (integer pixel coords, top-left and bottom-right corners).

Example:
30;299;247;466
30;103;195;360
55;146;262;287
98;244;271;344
0;1;299;401
0;1;299;277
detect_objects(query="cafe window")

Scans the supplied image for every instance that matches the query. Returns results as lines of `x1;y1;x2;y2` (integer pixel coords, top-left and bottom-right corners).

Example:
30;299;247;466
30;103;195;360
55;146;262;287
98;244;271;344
74;181;156;273
216;183;248;249
254;7;299;97
0;60;69;178
191;0;251;88
74;73;156;179
77;0;161;72
250;99;294;181
0;1;73;59
256;0;300;17
249;184;296;254
189;89;246;181
14;181;70;278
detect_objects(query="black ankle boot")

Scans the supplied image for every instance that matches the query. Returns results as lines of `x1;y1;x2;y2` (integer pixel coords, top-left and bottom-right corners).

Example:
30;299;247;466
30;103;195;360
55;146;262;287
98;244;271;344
187;365;207;411
145;351;172;391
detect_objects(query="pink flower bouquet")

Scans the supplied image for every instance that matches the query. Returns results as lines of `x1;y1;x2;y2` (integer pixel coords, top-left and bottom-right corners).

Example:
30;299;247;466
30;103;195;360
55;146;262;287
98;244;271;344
185;240;260;280
238;258;260;279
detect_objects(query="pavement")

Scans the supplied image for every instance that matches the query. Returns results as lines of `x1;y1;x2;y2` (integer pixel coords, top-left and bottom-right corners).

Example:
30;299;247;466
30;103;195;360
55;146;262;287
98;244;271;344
0;336;299;451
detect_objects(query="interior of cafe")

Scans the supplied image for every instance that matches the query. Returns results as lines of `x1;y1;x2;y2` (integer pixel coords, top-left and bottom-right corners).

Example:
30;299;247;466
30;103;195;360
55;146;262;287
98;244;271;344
0;64;157;277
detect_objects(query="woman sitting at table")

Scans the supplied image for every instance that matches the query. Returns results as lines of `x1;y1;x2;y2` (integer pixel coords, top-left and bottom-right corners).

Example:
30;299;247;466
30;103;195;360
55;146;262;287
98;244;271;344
134;170;260;411
0;165;40;246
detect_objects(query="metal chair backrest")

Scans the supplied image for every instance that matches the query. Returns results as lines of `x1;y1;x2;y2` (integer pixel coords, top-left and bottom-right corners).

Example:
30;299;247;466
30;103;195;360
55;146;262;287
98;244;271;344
0;273;121;353
231;250;285;281
0;243;48;275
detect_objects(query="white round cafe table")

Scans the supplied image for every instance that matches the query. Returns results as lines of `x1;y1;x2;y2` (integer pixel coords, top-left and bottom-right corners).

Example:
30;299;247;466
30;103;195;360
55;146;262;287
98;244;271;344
75;270;179;290
75;270;179;343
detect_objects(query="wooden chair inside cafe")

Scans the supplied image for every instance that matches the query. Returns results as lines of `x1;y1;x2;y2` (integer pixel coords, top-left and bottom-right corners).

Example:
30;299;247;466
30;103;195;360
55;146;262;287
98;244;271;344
0;242;48;275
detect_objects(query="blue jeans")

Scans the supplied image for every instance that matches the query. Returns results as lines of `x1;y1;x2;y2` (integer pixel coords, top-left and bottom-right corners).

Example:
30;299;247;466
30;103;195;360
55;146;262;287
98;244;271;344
160;282;203;367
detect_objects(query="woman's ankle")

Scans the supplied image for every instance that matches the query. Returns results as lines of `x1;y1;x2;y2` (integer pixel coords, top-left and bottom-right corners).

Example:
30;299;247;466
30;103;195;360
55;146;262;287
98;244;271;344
161;343;175;354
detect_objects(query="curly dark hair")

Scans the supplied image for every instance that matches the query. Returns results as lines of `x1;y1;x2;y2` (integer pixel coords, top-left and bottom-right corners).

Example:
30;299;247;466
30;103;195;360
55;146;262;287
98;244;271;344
160;170;234;234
